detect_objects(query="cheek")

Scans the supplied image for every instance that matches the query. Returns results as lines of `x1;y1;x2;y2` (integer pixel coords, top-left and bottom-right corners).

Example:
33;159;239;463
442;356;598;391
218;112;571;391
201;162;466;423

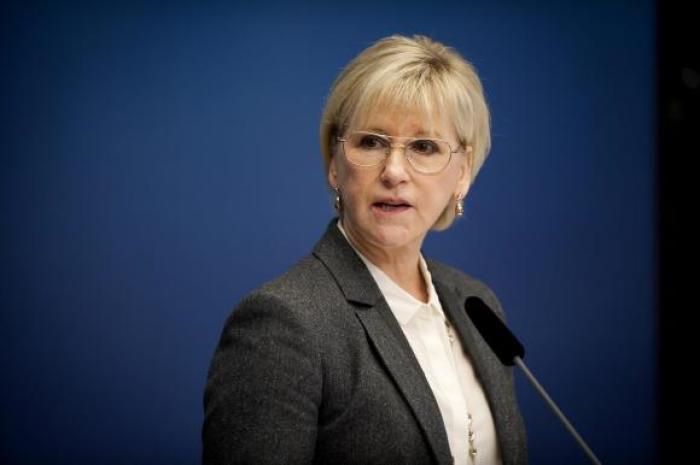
338;165;374;205
441;165;463;196
430;169;459;198
421;173;459;211
426;186;453;211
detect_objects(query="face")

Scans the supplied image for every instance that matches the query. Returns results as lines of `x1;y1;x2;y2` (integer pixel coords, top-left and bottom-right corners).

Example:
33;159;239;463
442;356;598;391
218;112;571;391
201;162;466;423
328;106;472;256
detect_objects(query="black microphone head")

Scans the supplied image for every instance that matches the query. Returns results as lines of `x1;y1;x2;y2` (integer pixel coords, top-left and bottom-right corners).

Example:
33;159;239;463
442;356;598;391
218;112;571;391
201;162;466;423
464;296;525;366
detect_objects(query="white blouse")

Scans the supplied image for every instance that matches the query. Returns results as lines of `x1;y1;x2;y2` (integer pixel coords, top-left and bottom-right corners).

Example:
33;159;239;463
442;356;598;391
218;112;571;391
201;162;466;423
337;221;502;465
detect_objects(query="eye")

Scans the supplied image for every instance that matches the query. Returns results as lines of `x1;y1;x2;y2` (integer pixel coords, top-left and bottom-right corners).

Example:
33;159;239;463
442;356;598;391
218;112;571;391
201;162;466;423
357;134;389;150
409;139;441;155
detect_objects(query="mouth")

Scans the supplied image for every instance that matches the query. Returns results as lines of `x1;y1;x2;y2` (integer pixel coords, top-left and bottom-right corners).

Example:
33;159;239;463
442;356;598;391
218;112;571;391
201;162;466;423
371;198;413;214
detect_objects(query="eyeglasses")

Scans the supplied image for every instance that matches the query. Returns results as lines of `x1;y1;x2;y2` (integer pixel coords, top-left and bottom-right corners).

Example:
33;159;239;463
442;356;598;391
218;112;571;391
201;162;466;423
337;131;466;174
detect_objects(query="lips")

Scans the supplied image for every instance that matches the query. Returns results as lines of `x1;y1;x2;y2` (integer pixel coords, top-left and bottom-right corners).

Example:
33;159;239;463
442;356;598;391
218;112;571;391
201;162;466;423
372;197;412;213
373;197;411;207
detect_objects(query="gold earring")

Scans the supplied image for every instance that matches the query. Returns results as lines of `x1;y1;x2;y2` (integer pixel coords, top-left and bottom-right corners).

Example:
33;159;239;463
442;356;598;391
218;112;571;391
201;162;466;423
333;187;342;212
455;196;464;217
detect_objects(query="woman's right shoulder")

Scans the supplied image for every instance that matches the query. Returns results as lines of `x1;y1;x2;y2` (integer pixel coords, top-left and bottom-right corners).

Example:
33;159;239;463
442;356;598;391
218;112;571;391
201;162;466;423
226;254;343;328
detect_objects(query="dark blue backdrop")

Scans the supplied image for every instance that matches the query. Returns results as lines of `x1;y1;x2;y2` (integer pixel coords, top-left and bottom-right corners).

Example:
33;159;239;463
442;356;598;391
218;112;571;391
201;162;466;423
1;1;655;464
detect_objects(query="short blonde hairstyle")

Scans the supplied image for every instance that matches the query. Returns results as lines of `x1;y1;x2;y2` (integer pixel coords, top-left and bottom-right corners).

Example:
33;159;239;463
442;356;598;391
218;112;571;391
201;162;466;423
319;34;491;230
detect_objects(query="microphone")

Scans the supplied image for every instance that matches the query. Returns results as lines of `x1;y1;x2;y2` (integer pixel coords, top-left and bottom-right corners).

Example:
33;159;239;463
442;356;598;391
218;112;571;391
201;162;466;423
464;296;603;465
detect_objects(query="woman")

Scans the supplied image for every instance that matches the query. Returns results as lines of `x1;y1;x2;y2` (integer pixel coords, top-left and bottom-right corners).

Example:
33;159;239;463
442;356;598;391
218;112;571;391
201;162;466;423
203;35;527;465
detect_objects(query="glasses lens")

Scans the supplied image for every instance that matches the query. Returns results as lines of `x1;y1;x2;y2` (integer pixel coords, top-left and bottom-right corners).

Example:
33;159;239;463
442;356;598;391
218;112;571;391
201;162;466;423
343;132;389;166
406;139;451;173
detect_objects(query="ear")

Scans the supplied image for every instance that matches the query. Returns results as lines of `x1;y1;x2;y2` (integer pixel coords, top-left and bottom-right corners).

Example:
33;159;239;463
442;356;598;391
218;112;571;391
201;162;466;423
454;145;473;199
327;155;339;189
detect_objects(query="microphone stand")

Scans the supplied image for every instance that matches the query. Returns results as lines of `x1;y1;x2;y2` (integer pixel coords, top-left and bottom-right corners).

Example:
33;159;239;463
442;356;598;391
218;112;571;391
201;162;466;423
514;356;602;465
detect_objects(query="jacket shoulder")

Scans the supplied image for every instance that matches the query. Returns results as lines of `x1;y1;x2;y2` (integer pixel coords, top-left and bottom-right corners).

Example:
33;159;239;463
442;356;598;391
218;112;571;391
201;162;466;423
249;254;340;308
227;253;348;335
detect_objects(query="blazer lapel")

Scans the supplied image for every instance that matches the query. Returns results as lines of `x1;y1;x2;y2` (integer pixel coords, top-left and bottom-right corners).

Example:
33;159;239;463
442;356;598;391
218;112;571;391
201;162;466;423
355;302;454;465
312;219;453;465
431;277;521;465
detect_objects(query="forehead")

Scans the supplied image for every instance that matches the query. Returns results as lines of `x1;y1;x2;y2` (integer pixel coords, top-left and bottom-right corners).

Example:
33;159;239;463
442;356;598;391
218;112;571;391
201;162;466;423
350;101;455;140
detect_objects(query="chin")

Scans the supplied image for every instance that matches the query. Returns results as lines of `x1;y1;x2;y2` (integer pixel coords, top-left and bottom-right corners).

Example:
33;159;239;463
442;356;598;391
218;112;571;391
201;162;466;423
367;223;420;249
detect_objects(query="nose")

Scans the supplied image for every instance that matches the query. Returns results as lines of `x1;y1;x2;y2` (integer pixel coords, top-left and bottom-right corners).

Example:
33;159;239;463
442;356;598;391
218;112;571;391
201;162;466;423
380;145;410;186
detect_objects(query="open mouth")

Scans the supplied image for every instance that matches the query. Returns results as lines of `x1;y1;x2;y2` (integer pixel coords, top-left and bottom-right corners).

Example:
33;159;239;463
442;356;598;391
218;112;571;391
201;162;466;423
372;202;412;212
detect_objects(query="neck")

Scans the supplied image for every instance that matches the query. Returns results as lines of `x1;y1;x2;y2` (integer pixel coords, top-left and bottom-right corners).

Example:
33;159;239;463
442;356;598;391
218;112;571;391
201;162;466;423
340;219;429;303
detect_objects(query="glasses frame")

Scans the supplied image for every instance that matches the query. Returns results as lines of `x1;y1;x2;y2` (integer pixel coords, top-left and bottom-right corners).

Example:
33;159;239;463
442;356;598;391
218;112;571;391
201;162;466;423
337;130;467;175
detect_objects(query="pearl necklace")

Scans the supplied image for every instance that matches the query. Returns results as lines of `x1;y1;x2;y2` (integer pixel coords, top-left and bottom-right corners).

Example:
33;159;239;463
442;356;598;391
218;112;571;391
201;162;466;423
445;321;478;464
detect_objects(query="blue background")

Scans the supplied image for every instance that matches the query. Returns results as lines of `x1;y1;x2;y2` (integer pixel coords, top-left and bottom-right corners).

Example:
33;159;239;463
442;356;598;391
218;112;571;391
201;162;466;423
1;1;655;464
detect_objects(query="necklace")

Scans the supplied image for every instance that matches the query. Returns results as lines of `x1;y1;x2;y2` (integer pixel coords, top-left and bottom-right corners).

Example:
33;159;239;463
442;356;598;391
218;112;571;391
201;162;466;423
444;320;478;464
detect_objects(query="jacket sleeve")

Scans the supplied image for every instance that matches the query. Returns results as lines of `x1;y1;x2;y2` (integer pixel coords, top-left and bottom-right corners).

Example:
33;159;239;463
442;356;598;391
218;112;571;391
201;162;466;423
202;292;323;465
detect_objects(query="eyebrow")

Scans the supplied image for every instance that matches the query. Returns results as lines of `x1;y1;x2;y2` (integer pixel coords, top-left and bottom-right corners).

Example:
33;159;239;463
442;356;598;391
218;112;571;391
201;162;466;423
364;127;445;139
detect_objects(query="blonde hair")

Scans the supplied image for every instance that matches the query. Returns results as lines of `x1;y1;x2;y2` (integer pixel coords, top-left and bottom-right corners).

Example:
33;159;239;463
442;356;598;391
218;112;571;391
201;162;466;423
319;34;491;230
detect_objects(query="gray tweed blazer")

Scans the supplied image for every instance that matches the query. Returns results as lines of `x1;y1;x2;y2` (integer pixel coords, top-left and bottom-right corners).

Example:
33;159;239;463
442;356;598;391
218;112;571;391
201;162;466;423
203;219;527;465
